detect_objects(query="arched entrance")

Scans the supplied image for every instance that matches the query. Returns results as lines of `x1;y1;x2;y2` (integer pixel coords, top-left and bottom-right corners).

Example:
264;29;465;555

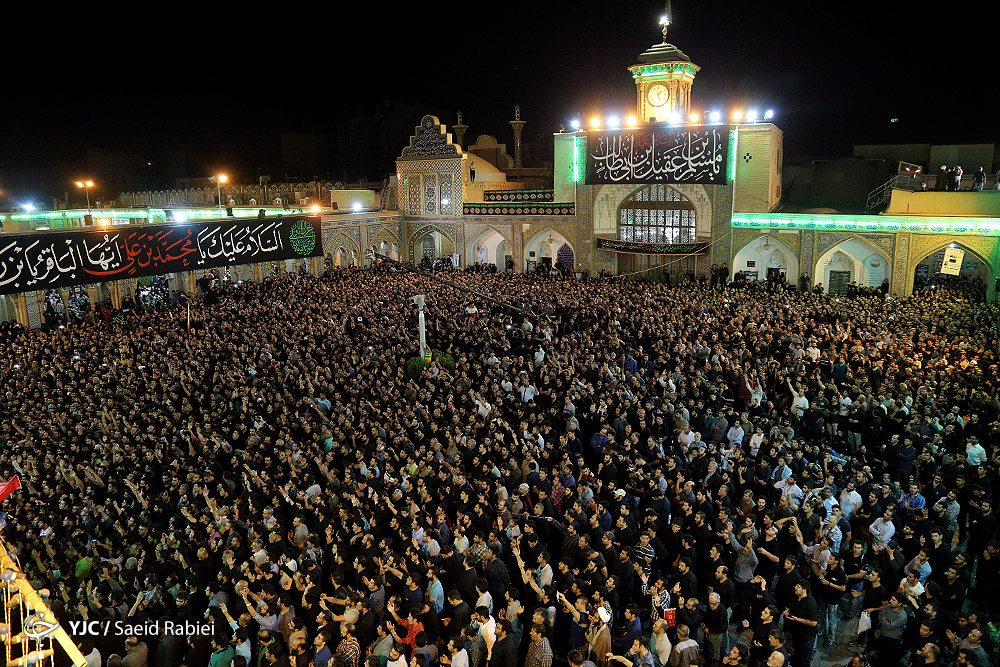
617;184;697;244
912;242;991;298
814;237;892;295
733;235;799;285
466;227;510;268
524;228;573;273
411;229;456;264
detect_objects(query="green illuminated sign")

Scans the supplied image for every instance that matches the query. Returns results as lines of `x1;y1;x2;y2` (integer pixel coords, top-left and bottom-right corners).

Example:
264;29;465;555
731;213;1000;236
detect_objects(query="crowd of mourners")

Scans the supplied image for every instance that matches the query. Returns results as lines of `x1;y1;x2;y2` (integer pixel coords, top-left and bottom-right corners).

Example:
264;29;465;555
2;265;1000;667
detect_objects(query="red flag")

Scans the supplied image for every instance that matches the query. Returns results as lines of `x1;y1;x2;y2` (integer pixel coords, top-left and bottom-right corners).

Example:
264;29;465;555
186;302;191;334
0;476;20;503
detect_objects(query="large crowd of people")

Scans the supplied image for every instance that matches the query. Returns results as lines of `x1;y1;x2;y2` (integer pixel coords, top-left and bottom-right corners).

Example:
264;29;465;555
2;265;999;667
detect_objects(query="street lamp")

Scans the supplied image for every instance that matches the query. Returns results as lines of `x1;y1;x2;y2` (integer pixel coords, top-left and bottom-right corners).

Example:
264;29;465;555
75;180;94;217
210;174;228;216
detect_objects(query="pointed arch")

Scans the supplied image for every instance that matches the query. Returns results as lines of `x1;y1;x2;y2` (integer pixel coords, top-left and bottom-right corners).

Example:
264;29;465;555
524;228;574;272
732;234;799;283
466;225;512;267
616;183;697;244
814;236;893;293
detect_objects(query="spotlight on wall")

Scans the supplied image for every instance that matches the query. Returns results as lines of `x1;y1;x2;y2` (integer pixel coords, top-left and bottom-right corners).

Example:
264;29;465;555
689;113;700;123
589;117;601;129
732;110;743;121
353;202;362;212
709;111;722;123
625;116;637;128
746;110;758;122
668;113;682;124
570;119;581;130
764;109;774;120
607;116;620;129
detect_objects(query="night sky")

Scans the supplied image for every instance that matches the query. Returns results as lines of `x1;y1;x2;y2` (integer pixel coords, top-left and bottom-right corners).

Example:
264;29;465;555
2;1;992;203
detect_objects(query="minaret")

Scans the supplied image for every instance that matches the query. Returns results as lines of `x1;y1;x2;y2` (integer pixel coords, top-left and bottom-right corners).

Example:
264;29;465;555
509;104;525;168
453;109;468;149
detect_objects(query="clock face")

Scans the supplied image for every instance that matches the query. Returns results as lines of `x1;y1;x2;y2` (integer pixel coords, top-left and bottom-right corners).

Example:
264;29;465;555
647;83;669;107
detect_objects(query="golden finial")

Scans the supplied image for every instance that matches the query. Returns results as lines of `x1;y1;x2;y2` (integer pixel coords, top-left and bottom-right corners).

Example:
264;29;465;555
659;0;672;42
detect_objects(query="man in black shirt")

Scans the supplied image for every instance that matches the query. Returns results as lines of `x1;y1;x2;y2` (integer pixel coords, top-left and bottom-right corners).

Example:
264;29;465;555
815;553;846;648
783;581;819;667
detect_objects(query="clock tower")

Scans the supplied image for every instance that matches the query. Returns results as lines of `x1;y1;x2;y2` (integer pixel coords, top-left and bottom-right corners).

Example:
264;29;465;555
628;8;699;123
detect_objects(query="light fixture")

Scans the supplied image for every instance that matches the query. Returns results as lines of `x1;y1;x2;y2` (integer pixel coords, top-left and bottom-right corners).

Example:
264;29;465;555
625;116;637;127
746;110;758;122
353;203;361;212
570;119;581;130
689;113;700;123
442;198;450;206
668;113;681;124
98;218;111;227
589;117;601;129
764;109;774;120
23;204;35;211
607;116;620;129
174;212;188;222
709;111;722;123
311;205;320;213
732;111;743;121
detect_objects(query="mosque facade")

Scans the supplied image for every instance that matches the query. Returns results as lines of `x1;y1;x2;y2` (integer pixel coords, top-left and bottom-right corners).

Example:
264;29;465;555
1;26;998;328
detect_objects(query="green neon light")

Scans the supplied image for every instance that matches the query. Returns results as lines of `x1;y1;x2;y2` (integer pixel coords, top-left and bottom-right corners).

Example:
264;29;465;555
573;134;587;183
4;207;314;223
731;213;1000;236
728;129;738;183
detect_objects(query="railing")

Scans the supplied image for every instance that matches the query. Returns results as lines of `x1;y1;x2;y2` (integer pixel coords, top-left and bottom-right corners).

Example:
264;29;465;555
1;539;87;667
866;174;913;211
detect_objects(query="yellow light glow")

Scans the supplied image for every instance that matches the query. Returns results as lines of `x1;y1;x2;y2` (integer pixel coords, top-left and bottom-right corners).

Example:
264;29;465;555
626;116;637;127
732;111;743;121
75;181;83;188
311;205;320;213
98;218;111;227
589;117;601;129
689;113;700;123
218;175;228;183
86;181;94;187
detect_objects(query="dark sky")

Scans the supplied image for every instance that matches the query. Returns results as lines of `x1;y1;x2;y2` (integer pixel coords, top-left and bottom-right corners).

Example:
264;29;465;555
2;1;994;202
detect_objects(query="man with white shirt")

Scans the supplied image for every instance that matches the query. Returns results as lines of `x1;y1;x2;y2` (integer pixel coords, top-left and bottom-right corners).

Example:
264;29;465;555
726;420;745;449
869;509;896;549
839;482;862;519
677;425;695;450
774;474;803;511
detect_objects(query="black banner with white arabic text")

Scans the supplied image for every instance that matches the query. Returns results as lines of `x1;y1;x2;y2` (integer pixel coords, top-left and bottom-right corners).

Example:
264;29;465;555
594;238;709;255
586;127;730;185
0;216;322;295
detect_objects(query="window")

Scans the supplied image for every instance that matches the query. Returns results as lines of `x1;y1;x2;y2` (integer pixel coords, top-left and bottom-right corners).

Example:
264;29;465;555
618;184;696;244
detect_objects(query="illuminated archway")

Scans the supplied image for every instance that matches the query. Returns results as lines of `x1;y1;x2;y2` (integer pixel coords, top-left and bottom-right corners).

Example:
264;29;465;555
732;235;799;284
466;226;511;267
617;184;697;244
911;242;992;294
813;237;892;295
524;228;573;272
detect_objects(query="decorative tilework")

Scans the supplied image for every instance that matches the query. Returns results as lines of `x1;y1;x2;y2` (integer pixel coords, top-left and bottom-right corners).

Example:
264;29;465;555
484;189;555;202
800;230;815;279
424;179;437;215
401;116;461;157
25;291;41;329
463;203;575;215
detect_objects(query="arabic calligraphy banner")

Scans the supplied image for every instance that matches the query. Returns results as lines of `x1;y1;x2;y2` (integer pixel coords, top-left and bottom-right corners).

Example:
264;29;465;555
0;216;322;295
586;127;731;185
594;238;709;255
